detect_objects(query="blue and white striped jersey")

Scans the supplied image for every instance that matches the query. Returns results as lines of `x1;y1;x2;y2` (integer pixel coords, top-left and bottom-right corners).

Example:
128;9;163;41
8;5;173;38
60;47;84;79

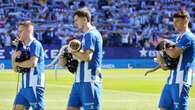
167;31;195;85
75;27;103;83
21;38;45;88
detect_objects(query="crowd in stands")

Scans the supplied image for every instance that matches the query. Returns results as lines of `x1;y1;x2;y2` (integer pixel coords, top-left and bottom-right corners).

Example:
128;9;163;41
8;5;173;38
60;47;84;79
0;0;195;48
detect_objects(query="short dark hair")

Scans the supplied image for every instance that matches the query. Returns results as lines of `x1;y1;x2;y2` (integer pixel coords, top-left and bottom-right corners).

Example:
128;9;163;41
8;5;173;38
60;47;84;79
74;7;91;22
173;11;190;19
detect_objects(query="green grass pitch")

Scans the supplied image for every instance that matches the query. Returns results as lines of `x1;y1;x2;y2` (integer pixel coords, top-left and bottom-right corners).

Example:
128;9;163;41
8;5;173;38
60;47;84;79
0;69;195;110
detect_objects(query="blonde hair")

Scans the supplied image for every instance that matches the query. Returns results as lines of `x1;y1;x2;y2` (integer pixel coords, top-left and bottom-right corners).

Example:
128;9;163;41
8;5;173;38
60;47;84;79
19;21;34;33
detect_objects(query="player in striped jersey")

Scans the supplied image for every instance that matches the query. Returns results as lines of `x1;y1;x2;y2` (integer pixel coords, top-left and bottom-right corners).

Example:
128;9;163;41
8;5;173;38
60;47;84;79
59;7;103;110
158;11;195;110
12;21;45;110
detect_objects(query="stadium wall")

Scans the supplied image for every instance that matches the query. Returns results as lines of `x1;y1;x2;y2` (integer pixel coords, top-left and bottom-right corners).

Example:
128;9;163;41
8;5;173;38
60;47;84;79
0;47;158;69
0;59;157;69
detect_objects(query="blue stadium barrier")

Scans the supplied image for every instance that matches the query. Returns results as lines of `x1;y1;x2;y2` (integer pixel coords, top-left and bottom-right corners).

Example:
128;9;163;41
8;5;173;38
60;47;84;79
0;59;157;69
0;47;158;69
102;59;157;69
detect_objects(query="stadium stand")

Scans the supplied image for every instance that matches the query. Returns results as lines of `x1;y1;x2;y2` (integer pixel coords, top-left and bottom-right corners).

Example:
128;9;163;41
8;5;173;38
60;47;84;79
0;0;195;48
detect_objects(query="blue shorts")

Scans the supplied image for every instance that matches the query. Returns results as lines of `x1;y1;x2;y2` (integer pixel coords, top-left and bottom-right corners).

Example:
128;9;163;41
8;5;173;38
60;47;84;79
159;84;191;110
68;82;102;110
14;87;45;110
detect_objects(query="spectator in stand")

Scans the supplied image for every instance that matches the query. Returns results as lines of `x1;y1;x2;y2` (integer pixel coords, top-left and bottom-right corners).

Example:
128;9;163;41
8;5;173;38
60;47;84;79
0;0;195;48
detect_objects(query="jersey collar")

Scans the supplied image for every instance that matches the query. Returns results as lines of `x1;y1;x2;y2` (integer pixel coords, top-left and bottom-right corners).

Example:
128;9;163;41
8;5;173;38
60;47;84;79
25;37;35;46
83;26;96;35
177;29;191;42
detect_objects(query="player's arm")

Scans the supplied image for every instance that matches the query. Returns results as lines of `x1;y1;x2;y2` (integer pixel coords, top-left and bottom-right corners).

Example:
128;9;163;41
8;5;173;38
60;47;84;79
165;35;192;58
72;33;94;61
14;42;41;68
162;39;181;58
14;56;38;68
72;50;93;61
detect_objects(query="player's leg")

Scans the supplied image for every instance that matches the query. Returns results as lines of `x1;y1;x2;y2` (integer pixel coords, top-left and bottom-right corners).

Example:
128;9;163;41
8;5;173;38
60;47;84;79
160;108;167;110
67;83;82;110
67;107;80;110
159;84;173;110
13;105;27;110
13;89;30;110
13;105;24;110
81;82;102;110
24;87;45;110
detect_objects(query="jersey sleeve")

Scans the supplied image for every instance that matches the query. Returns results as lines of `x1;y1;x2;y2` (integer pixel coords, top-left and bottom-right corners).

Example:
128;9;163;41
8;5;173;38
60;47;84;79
84;33;95;52
176;34;192;51
30;41;41;58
